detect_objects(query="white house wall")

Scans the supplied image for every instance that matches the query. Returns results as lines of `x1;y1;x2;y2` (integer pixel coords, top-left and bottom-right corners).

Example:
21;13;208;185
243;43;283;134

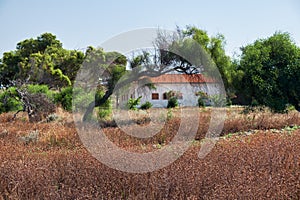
132;82;221;108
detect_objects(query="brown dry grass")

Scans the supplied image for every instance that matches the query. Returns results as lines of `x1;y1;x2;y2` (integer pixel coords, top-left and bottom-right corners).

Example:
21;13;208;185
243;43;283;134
0;107;299;199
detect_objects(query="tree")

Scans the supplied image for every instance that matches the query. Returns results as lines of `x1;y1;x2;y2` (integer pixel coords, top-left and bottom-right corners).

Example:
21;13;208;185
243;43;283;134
76;48;128;120
0;51;22;85
0;33;84;88
181;26;236;95
236;32;300;112
13;86;56;122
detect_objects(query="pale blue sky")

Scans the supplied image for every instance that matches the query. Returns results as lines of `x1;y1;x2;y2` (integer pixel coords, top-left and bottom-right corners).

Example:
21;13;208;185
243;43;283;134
0;0;299;57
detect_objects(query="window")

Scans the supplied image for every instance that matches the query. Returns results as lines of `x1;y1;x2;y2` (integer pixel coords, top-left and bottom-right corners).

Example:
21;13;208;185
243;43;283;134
163;93;168;100
152;93;159;100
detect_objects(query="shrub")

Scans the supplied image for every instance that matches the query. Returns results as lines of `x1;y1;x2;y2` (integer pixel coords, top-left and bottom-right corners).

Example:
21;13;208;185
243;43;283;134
226;98;232;106
98;100;112;119
26;84;55;101
56;86;111;119
167;96;178;108
0;85;56;122
140;101;152;110
27;84;49;94
73;87;95;112
54;87;73;111
55;87;95;112
167;108;173;120
198;97;205;107
0;87;23;113
286;104;296;112
25;93;56;122
97;90;112;120
210;95;226;107
127;96;142;110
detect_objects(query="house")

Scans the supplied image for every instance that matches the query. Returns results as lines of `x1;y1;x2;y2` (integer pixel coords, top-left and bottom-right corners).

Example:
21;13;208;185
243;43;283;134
116;73;221;108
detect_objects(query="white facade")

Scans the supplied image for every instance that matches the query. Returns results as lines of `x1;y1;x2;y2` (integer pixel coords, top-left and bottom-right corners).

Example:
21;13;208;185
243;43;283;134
116;79;221;108
134;82;220;107
113;73;223;108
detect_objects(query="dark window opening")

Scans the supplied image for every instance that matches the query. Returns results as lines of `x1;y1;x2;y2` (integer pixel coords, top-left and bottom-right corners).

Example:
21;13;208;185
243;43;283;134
152;93;159;100
163;93;168;100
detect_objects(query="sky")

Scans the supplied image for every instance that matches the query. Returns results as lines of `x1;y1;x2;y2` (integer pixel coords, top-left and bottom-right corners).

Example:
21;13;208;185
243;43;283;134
0;0;300;57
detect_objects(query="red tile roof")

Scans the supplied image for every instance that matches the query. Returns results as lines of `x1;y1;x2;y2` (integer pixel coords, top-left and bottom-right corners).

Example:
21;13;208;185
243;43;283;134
148;74;215;83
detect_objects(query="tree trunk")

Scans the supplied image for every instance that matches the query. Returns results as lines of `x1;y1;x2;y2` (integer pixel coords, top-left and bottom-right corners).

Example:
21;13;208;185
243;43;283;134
82;89;113;121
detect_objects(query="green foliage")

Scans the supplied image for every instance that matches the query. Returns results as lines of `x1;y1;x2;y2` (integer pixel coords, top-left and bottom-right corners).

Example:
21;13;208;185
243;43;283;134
195;91;208;98
98;107;112;120
54;87;73;111
210;95;226;107
182;26;236;94
165;90;182;99
107;64;126;90
81;48;126;120
0;33;84;88
96;90;112;119
167;109;173;120
226;98;232;106
144;83;156;90
167;96;179;108
0;51;21;85
26;84;55;101
198;97;205;107
127;96;142;110
140;101;152;110
0;85;56;122
26;84;49;94
129;51;150;69
286;104;296;111
55;86;100;112
237;32;300;112
0;87;22;113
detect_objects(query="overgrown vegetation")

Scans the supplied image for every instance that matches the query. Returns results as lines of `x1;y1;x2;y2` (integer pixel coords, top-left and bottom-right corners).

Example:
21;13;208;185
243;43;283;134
0;87;23;113
0;108;299;199
1;28;300;114
167;96;179;108
140;101;153;110
127;96;142;110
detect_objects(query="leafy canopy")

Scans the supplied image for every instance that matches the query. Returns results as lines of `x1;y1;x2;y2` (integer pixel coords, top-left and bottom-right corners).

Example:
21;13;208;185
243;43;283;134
236;32;300;112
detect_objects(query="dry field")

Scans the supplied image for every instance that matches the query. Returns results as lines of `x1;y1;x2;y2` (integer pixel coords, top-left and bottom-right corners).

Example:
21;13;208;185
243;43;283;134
0;107;299;199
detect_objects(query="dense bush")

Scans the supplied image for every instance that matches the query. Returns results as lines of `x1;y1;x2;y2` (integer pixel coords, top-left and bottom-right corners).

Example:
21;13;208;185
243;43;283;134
167;96;178;108
96;90;112;119
54;86;112;119
0;84;58;114
54;86;73;111
26;84;56;101
140;101;152;110
26;93;56;122
26;84;50;94
198;97;205;107
54;86;93;112
0;87;22;113
127;96;142;110
210;95;226;107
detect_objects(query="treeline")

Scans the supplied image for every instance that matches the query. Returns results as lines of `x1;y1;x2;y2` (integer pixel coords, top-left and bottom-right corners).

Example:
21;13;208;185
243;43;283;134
0;26;299;120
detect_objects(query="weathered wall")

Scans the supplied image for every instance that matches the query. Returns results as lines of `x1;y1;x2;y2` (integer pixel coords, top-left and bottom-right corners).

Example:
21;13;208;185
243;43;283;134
132;82;221;108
